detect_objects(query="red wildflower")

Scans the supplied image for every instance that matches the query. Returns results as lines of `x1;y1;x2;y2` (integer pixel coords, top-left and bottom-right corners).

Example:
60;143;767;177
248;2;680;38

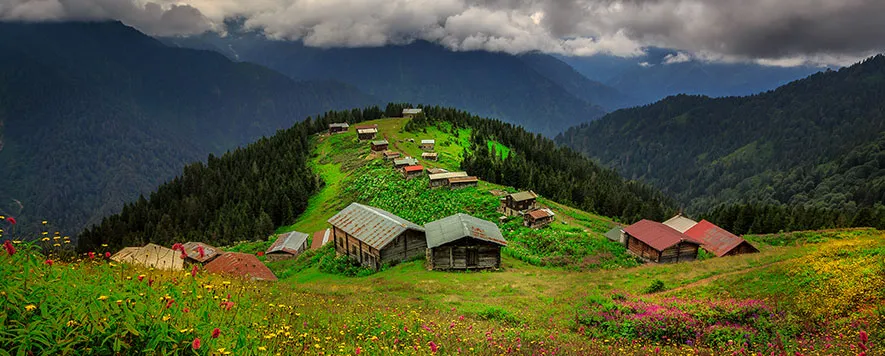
88;251;95;259
859;330;868;344
148;278;154;287
44;259;54;266
429;341;439;353
180;251;187;259
211;328;220;339
165;299;175;309
191;338;201;350
137;275;144;282
104;251;111;258
221;301;234;311
171;243;183;252
191;265;198;277
3;240;15;256
183;307;190;313
257;251;264;257
5;217;15;225
197;246;205;258
355;347;361;355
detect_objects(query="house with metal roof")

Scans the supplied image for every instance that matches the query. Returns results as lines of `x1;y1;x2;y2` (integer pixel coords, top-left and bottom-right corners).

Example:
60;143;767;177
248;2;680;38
425;214;507;271
328;203;427;270
426;167;448;175
421;152;438;161
204;252;277;281
110;243;184;270
524;208;555;228
428;171;469;188
265;231;311;261
383;151;401;161
393;157;419;170
684;220;759;257
371;140;389;152
419;139;435;151
448;176;478;189
182;242;222;264
328;123;349;135
357;126;379;141
403;165;425;180
499;191;539;216
623;220;701;263
662;213;699;233
402;108;423;118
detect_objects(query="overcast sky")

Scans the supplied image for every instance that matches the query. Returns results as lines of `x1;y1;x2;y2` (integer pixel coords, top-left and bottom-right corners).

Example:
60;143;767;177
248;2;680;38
2;0;884;66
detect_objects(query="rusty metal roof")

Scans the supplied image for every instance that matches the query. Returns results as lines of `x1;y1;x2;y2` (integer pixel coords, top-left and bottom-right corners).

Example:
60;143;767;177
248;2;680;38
509;191;538;202
383;151;401;158
527;208;555;219
204;252;277;281
266;231;310;255
182;242;222;263
394;157;418;166
684;220;758;257
425;214;507;248
311;229;332;250
448;176;478;183
429;172;468;180
624;219;701;252
327;203;424;250
404;165;424;172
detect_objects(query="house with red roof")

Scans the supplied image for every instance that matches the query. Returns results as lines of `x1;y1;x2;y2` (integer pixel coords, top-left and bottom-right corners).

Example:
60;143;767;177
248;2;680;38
623;219;702;263
204;252;277;281
403;165;425;180
683;220;759;257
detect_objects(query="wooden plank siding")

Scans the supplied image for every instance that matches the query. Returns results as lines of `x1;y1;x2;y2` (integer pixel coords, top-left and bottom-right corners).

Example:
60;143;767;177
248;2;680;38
427;238;501;271
625;235;698;263
333;226;426;269
379;230;428;265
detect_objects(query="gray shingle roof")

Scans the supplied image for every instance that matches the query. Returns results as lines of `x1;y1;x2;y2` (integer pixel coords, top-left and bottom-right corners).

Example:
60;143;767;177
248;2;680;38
266;231;310;255
509;191;538;202
424;214;507;248
327;203;424;250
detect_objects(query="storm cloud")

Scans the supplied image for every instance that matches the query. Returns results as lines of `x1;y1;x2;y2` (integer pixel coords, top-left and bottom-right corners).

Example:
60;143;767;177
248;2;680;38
2;0;884;66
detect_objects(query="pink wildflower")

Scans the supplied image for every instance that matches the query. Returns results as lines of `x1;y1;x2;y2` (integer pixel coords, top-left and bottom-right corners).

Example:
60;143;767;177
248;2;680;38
191;265;198;277
3;240;15;256
88;251;95;259
191;338;201;350
429;341;439;353
211;328;220;339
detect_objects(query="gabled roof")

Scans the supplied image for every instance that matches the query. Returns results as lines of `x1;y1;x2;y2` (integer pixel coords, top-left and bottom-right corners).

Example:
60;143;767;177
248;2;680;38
113;243;184;270
662;214;699;233
604;227;623;242
327;203;424;250
509;191;539;202
266;231;310;255
354;124;378;130
624;219;701;252
683;220;758;257
426;168;448;174
425;214;507;248
182;242;221;263
110;247;142;263
383;151;401;157
403;108;422;115
357;128;378;134
422;152;438;157
311;229;332;250
429;172;468;180
421;139;435;144
204;252;277;281
527;208;555;220
448;176;478;183
404;165;424;173
329;123;349;128
394;157;419;166
372;140;389;146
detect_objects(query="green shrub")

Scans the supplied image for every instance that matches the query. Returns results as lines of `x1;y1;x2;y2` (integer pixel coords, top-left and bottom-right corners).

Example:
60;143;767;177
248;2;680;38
476;306;521;325
644;279;666;294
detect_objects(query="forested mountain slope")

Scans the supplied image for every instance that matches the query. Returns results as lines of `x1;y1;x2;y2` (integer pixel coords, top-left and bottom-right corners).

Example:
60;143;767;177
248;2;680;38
557;55;885;229
0;21;376;234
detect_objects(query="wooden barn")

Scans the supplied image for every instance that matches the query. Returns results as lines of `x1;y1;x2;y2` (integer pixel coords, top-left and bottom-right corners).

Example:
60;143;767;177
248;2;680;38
265;231;311;261
371;140;389;152
328;123;349;135
662;213;699;233
420;139;435;151
421;152;438;161
429;172;468;188
357;125;379;141
393;157;419;170
403;108;423;118
623;220;701;263
684;220;759;257
204;252;277;281
524;208;555;228
328;203;427;270
425;214;507;271
403;165;425;180
383;151;401;161
499;191;539;216
181;242;221;265
448;176;478;189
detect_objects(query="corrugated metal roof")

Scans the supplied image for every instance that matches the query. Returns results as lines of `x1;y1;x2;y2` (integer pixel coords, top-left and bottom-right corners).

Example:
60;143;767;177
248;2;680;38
684;220;758;257
426;168;448;174
404;165;424;172
266;231;310;255
422;152;438;157
403;108;422;115
357;128;378;134
383;151;401;157
624;220;701;252
204;252;277;281
421;139;435;144
527;208;555;219
311;229;332;250
509;191;538;202
110;247;142;263
112;244;184;270
425;214;507;248
182;242;222;263
372;140;389;145
394;157;419;166
327;203;424;250
662;214;699;233
329;123;349;128
604;227;623;242
354;124;378;130
429;172;468;180
449;176;478;183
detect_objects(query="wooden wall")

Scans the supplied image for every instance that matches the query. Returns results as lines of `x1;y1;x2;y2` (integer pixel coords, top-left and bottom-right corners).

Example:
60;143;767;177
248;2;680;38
380;229;427;265
626;235;659;261
427;238;501;270
658;242;699;263
722;242;759;257
333;226;383;270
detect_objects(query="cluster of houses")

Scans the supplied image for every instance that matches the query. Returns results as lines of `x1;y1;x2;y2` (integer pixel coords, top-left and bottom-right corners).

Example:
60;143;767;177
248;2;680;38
496;190;556;228
109;242;279;281
606;214;759;264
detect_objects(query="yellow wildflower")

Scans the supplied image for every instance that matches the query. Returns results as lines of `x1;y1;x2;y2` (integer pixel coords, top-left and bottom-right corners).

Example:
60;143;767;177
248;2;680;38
97;296;109;301
25;304;37;312
258;346;267;351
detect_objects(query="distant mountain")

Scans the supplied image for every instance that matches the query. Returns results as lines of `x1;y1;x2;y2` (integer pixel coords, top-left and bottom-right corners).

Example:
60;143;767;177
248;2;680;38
557;55;885;217
0;21;376;235
163;35;617;136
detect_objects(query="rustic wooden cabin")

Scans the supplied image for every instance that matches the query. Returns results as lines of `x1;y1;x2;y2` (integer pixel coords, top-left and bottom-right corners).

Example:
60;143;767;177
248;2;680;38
357;127;378;141
428;172;468;188
425;214;507;271
204;252;277;281
684;220;759;257
403;108;423;118
371;140;389;152
328;203;427;270
383;151;401;161
524;208;555;228
499;191;539;216
393;157;419;170
662;213;699;233
426;167;448;174
448;176;478;189
328;123;349;135
420;139;435;151
403;165;425;180
422;152;438;161
623;220;701;263
181;242;222;265
265;231;311;261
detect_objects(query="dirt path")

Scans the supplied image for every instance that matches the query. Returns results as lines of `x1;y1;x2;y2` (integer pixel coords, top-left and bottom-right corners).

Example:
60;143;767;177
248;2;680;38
664;258;792;294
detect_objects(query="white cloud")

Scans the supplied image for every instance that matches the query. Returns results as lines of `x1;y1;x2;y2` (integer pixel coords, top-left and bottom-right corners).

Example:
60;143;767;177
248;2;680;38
663;52;691;64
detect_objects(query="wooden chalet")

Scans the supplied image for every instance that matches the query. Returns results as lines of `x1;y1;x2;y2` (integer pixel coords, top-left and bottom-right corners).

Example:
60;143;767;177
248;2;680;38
393;157;419;170
403;165;425;180
425;214;506;271
524;208;555;228
448;176;478;189
265;231;311;261
420;139;435;151
403;108;423;118
204;252;277;281
383;151;401;161
662;213;699;233
371;140;389;152
499;191;539;216
684;220;759;257
181;242;222;265
421;152;438;161
623;220;701;263
356;125;379;141
328;123;349;135
428;171;468;188
328;203;427;270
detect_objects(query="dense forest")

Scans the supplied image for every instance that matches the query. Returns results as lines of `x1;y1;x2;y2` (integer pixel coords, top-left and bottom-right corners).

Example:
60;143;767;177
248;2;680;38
0;21;375;236
80;104;677;251
557;55;885;231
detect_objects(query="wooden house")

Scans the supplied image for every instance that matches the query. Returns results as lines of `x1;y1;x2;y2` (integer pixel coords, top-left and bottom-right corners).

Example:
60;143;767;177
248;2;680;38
393;157;419;170
420;139;435;151
403;108;423;118
421;152;438;161
357;125;379;141
383;151;401;161
428;172;468;188
662;214;698;233
328;203;427;270
265;231;311;261
623;220;701;263
181;242;221;265
425;214;507;271
448;176;478;189
371;140;389;152
499;191;539;216
204;252;277;281
524;208;555;228
403;165;425;180
684;220;759;257
328;123;349;135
